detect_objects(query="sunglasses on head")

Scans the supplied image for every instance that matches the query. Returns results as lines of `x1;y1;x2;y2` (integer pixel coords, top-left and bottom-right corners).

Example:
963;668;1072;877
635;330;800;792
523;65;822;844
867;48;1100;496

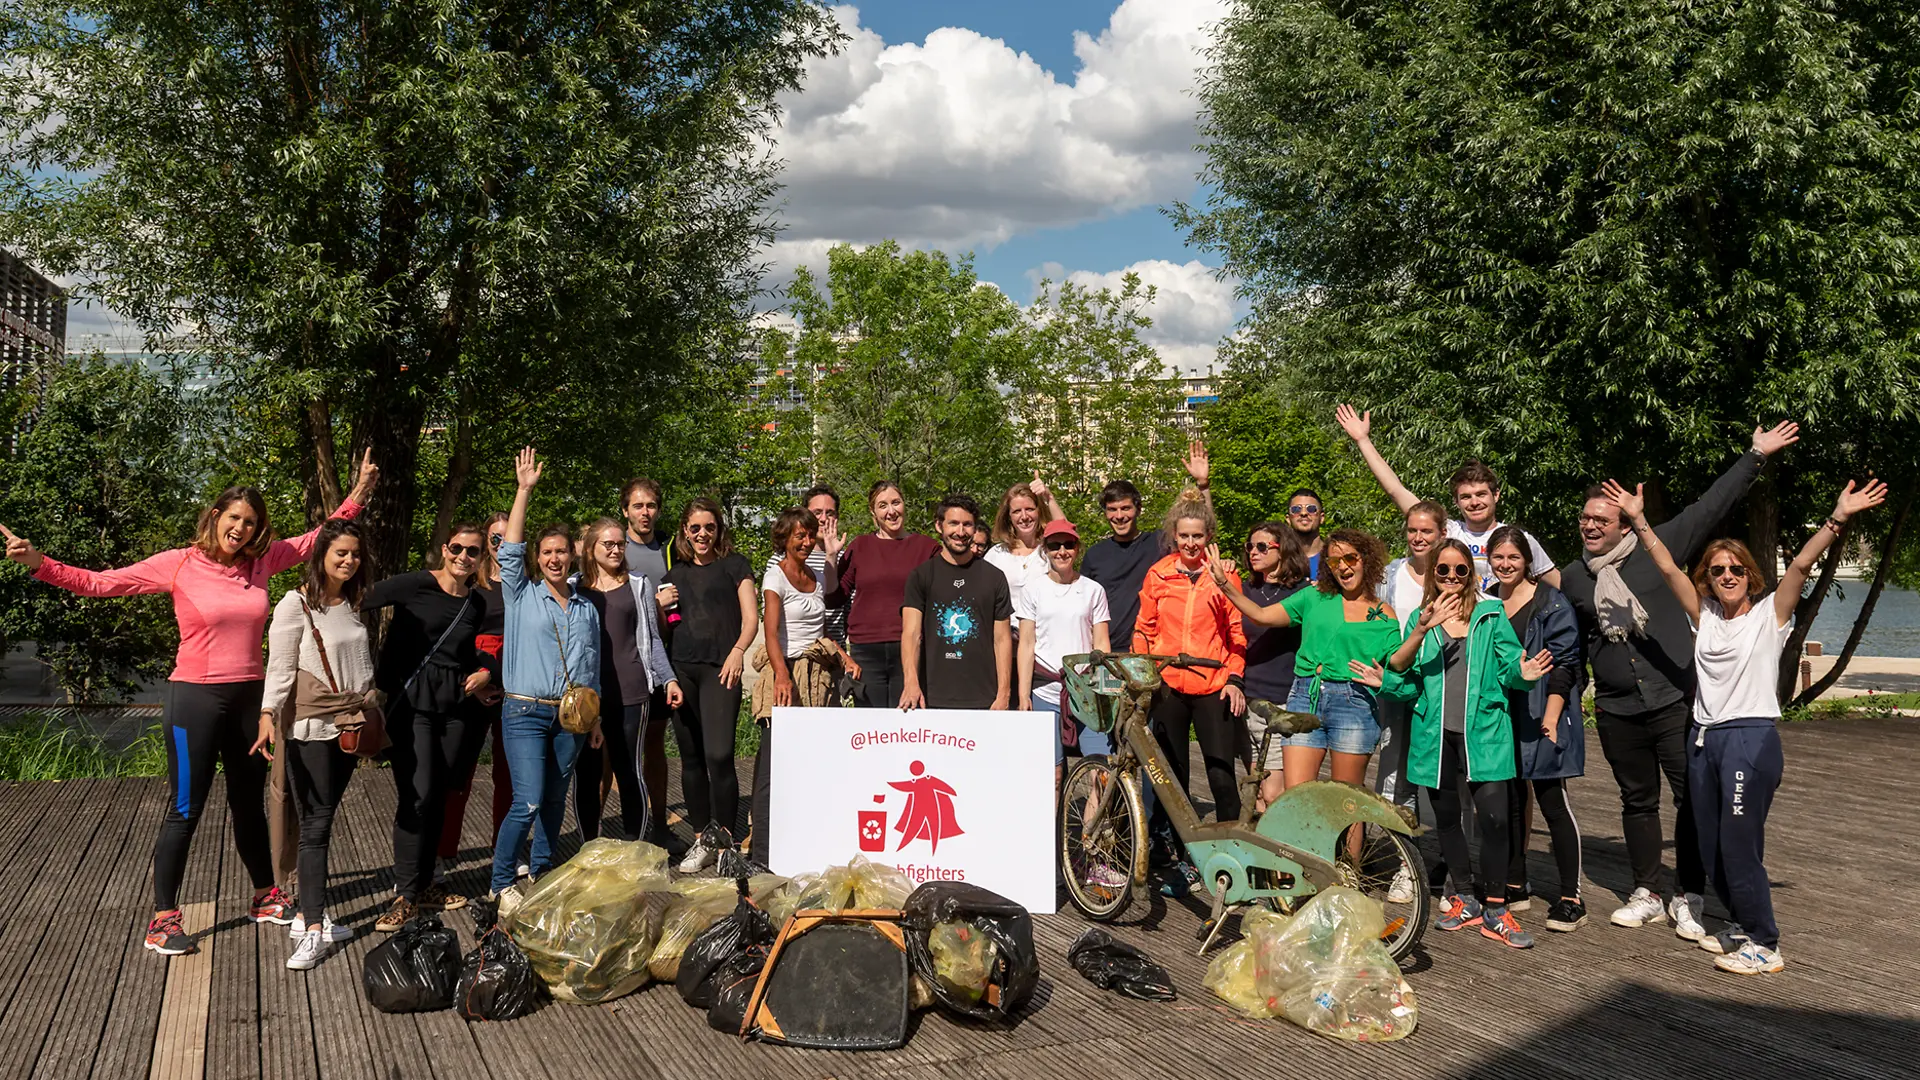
445;543;482;558
1708;564;1749;579
1433;562;1472;580
1288;504;1321;516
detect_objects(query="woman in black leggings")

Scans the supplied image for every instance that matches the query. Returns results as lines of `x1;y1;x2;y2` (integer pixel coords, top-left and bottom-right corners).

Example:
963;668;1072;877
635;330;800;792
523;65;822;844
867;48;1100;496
364;523;494;931
1487;526;1589;932
662;497;758;871
2;452;377;957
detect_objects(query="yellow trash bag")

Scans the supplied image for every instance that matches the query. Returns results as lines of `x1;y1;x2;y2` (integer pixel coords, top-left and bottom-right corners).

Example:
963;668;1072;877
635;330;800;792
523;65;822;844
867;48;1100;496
648;874;794;982
927;920;998;1004
1204;888;1418;1042
790;856;912;912
503;838;675;1004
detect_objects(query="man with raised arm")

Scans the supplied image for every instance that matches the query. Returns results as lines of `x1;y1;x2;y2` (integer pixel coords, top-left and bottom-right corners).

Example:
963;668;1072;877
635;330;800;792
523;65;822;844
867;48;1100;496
1335;404;1561;590
1082;440;1212;651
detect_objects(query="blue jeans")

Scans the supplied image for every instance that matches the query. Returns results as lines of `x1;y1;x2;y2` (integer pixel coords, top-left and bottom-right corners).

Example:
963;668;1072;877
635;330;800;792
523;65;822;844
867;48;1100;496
491;699;585;893
1280;677;1381;755
1039;696;1111;765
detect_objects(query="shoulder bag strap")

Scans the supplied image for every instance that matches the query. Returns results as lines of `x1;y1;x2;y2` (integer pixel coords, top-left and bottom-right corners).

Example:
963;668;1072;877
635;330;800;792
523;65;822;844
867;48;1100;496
299;596;341;693
404;590;473;696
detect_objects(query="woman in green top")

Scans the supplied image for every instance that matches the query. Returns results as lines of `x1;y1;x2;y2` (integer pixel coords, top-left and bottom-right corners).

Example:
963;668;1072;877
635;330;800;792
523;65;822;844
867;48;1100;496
1351;538;1553;949
1213;527;1401;794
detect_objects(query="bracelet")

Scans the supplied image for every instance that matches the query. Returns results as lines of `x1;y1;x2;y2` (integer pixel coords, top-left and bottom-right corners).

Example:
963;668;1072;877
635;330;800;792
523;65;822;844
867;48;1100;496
1824;517;1845;534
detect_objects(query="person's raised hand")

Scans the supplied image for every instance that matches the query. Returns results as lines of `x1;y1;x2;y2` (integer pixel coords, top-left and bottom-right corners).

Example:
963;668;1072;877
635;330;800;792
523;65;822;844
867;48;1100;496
1600;479;1645;523
0;524;43;572
514;446;543;490
1205;543;1239;589
1418;591;1463;631
1834;478;1889;523
1347;659;1386;688
1028;470;1052;503
349;447;380;501
1752;421;1801;458
1520;649;1555;682
1184;439;1210;487
1334;403;1371;442
819;516;844;558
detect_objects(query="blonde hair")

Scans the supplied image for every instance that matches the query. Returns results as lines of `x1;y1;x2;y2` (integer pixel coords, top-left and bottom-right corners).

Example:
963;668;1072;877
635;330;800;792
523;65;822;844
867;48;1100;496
991;483;1056;546
1158;489;1216;553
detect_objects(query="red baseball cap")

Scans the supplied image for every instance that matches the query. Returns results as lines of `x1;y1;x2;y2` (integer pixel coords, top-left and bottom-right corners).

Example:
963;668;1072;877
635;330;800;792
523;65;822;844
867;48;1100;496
1043;519;1080;543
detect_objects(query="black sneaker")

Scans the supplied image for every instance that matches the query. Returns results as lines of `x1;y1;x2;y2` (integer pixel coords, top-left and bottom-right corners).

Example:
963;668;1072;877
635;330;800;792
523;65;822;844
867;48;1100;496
1544;898;1588;932
144;910;194;956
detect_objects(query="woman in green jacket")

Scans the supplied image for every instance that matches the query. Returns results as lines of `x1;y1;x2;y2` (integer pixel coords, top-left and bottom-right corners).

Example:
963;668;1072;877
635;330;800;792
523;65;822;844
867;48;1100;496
1353;539;1553;949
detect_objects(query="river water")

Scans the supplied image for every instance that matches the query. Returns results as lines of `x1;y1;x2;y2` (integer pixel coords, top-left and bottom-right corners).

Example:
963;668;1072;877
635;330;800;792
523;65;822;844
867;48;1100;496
1806;583;1920;658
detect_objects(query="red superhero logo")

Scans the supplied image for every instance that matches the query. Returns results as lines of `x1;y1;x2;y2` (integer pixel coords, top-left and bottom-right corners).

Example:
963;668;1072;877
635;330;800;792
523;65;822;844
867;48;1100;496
885;760;963;853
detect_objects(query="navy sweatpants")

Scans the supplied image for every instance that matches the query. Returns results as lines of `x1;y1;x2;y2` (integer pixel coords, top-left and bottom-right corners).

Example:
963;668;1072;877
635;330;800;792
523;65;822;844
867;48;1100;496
1688;719;1784;948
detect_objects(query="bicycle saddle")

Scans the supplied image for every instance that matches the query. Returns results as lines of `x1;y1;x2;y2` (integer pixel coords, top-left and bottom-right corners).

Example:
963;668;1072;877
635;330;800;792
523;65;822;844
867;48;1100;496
1248;698;1322;736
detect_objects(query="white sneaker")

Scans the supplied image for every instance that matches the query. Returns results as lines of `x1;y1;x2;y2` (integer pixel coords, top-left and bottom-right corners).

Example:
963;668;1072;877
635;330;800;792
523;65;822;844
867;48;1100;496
287;929;326;971
1386;866;1415;905
1670;892;1706;941
1609;887;1667;928
497;883;527;919
290;914;354;943
516;862;531;879
1713;940;1784;975
677;837;714;874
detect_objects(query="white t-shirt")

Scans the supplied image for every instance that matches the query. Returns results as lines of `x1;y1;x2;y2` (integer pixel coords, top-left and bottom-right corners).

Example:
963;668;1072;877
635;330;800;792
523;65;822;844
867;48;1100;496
1692;598;1791;724
985;543;1050;626
1383;557;1426;633
1013;574;1111;707
1448;519;1553;591
762;562;831;657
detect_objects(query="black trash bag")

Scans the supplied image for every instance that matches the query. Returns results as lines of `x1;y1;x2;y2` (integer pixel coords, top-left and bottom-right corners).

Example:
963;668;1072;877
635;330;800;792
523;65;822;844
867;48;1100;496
676;879;776;1011
363;915;462;1013
1066;928;1177;1002
705;944;771;1035
455;904;543;1022
901;881;1039;1021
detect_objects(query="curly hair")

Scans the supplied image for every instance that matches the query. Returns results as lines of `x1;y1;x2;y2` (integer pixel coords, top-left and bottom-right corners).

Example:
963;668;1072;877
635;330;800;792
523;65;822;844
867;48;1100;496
1314;527;1389;600
1246;521;1310;588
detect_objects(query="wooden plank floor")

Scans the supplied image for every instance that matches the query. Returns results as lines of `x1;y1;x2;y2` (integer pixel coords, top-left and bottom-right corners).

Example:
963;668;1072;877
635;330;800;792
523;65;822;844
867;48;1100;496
1;716;1916;1080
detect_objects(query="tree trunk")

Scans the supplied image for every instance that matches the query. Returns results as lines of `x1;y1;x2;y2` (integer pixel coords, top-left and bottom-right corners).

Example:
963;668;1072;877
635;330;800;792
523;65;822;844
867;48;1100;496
1793;486;1914;706
1776;517;1847;703
1746;471;1780;580
430;387;476;549
300;395;341;527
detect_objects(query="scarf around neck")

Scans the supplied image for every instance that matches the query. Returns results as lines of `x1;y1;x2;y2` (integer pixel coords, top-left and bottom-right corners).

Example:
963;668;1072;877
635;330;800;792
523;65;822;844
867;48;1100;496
1584;531;1648;642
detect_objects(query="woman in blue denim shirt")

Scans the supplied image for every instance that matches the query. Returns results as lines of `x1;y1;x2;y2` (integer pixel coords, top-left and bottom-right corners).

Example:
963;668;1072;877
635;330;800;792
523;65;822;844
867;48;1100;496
490;448;602;897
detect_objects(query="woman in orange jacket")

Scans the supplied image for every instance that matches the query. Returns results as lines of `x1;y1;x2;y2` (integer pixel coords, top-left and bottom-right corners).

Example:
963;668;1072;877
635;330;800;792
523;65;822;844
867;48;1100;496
1133;492;1248;822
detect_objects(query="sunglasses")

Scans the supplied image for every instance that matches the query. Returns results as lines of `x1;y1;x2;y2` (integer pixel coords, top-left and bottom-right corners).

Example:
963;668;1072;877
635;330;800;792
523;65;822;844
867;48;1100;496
1329;552;1362;569
445;543;483;558
1246;540;1273;554
1045;540;1078;551
488;533;504;547
1433;562;1472;580
1708;565;1750;579
1287;504;1322;517
688;523;718;534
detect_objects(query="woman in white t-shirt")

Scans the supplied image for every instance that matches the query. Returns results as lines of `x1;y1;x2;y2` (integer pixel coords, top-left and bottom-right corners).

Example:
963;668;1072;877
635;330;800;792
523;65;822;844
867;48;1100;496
1607;476;1886;977
986;473;1065;625
1015;520;1111;765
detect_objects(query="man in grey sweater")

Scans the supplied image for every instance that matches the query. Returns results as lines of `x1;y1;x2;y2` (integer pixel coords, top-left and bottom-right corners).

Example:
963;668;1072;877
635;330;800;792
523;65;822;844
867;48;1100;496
1557;421;1800;937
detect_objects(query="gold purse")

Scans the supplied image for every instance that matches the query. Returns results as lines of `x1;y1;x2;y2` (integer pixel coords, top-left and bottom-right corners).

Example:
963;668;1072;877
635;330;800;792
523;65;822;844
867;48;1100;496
554;618;601;734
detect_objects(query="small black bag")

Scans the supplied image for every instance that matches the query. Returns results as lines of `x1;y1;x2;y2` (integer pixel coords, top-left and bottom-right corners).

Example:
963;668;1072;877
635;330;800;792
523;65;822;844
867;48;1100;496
705;946;771;1035
363;915;462;1013
1066;928;1177;1002
456;918;543;1022
677;882;776;1011
901;881;1039;1021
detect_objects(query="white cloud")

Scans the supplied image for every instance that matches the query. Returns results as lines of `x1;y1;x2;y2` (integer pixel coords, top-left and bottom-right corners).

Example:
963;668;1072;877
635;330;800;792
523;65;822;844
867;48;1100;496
1031;258;1242;376
772;1;1228;256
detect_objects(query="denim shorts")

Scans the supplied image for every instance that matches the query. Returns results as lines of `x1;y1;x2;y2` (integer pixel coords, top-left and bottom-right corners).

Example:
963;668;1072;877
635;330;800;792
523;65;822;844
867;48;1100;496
1281;677;1381;755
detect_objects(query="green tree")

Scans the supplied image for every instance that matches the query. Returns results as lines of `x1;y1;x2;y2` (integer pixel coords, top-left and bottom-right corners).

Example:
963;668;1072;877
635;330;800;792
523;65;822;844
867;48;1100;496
0;356;201;702
1179;0;1920;697
0;0;844;577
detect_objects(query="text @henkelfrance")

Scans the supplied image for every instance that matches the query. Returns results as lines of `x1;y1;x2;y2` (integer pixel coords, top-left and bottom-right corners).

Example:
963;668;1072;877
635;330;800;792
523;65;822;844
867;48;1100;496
850;728;979;752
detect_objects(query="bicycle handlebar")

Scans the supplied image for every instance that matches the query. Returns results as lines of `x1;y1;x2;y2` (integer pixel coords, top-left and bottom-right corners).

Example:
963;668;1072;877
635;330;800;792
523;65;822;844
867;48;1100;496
1084;650;1225;672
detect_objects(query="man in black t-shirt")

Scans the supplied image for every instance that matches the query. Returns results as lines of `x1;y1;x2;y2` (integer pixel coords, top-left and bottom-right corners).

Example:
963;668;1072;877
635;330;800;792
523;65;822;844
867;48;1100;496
900;494;1011;710
1082;441;1212;647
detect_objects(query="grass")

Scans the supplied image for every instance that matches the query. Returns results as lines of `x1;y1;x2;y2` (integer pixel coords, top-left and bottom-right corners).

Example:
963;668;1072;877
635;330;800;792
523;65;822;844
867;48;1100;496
0;716;168;781
1782;694;1913;724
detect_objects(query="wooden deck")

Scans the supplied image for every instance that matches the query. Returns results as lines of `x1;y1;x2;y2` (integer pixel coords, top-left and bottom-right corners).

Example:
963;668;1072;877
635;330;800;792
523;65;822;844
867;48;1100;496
0;716;1914;1080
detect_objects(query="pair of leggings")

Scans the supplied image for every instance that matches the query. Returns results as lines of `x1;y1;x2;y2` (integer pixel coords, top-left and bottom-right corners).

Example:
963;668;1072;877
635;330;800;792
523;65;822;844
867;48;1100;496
671;661;741;835
748;721;772;866
850;641;904;709
575;701;652;841
1151;688;1240;823
1507;778;1583;902
388;700;481;901
437;697;502;861
286;737;356;922
1425;730;1510;904
1596;700;1704;896
153;680;274;911
1690;719;1783;947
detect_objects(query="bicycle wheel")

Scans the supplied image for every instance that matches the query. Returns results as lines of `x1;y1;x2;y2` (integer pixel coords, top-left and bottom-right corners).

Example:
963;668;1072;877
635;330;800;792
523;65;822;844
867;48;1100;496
1338;823;1430;963
1060;756;1145;921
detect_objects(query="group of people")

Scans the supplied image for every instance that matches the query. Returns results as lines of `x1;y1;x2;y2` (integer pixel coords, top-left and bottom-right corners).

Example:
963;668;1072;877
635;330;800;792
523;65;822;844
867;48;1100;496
0;408;1868;981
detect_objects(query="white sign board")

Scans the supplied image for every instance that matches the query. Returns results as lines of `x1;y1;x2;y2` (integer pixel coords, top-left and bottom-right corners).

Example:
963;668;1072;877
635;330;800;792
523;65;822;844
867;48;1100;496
768;707;1056;914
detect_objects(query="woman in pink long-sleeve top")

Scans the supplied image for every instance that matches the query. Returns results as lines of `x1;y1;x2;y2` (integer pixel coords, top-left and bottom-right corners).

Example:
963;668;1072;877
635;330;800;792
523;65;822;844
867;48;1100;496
1;450;378;958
